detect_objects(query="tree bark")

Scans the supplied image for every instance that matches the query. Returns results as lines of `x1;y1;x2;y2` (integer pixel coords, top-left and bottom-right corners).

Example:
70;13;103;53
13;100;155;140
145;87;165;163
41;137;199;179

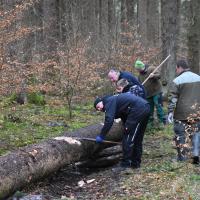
146;0;159;47
76;154;122;168
137;0;147;46
161;0;180;93
0;122;123;199
42;0;59;60
187;0;200;74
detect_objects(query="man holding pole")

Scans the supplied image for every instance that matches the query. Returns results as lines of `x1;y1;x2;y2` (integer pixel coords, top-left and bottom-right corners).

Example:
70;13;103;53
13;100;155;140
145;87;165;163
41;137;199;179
134;60;166;127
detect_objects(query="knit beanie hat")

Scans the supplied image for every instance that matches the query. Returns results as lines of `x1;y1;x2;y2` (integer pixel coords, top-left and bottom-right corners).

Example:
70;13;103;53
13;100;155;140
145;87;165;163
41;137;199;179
94;95;112;110
134;60;145;70
94;97;102;109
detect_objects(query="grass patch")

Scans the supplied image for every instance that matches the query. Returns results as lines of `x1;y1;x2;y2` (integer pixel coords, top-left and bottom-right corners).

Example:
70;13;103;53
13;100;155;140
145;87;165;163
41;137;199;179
108;128;200;200
0;98;102;155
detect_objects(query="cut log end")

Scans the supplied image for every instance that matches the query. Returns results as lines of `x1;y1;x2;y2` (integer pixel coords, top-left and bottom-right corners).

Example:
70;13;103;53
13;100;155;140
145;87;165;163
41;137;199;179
54;136;82;145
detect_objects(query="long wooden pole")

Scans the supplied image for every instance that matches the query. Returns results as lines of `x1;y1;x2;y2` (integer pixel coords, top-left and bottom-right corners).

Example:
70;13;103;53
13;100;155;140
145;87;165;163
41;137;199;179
142;54;171;85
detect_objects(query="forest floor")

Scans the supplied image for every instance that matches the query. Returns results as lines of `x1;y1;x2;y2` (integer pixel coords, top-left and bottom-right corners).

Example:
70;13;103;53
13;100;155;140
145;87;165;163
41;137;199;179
14;127;200;200
0;97;200;200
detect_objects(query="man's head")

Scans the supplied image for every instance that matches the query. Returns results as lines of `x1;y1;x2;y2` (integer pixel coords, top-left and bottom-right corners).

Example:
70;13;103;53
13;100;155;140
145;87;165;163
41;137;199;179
134;60;145;72
116;78;129;93
94;95;112;111
94;97;104;111
176;60;190;75
108;69;120;83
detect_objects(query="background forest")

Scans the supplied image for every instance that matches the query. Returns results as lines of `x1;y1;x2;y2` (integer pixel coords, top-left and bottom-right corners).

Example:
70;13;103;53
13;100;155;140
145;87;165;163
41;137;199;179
0;0;200;199
1;0;200;101
0;0;200;166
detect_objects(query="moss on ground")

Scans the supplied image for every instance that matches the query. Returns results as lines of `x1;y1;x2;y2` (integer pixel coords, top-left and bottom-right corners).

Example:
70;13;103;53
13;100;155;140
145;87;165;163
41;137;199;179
0;98;103;155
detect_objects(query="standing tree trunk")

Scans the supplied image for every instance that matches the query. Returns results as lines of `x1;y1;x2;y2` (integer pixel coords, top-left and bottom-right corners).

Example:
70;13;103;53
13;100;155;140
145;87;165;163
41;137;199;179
99;0;109;58
121;0;130;45
108;0;115;56
161;0;180;92
146;0;159;47
187;0;200;74
42;0;59;60
138;0;159;48
126;0;137;27
137;0;148;47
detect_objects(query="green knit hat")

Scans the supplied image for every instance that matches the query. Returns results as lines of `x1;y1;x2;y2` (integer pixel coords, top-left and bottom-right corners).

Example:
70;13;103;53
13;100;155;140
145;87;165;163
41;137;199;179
134;60;145;69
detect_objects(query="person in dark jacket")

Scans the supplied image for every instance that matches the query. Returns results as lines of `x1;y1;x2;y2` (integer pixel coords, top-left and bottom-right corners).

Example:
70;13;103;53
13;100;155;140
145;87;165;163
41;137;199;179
108;69;146;99
116;78;145;98
94;93;150;169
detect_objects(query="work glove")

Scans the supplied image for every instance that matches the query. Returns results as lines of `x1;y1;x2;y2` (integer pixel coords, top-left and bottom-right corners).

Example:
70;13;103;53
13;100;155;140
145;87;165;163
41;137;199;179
167;112;174;124
96;135;105;143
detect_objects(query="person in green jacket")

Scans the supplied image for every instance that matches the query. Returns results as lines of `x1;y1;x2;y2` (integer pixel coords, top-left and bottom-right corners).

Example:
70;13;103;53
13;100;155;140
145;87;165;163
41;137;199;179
134;60;165;127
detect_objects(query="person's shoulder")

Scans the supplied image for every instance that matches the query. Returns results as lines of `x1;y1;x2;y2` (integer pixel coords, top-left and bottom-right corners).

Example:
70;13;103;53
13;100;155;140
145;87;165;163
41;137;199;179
174;71;200;84
122;71;132;76
148;65;155;69
147;65;156;72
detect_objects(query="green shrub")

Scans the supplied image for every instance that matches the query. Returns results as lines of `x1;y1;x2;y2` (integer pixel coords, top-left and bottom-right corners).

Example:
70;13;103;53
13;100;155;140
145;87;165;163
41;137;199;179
27;92;46;105
0;93;18;106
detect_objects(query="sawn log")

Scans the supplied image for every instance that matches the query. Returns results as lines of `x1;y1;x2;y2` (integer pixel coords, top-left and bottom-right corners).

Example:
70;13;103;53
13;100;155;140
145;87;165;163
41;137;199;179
0;121;123;199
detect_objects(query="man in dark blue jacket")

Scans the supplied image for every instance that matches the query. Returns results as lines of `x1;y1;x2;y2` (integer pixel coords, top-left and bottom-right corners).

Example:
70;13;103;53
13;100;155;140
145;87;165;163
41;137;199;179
108;69;146;99
94;93;150;169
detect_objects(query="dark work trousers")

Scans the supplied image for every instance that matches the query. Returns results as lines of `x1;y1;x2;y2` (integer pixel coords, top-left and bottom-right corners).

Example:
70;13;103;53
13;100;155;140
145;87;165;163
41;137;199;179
193;132;200;157
174;120;200;160
122;104;150;167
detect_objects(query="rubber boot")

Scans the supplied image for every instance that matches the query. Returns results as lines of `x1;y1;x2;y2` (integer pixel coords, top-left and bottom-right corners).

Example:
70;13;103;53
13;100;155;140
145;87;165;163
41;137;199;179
192;132;200;164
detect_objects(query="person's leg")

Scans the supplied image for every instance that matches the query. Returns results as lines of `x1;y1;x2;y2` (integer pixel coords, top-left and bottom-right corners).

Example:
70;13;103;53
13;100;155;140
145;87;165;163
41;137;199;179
153;94;165;124
147;97;154;124
158;92;167;124
158;92;164;107
131;114;149;168
173;120;188;161
122;122;138;167
192;132;200;164
122;105;150;168
192;121;200;164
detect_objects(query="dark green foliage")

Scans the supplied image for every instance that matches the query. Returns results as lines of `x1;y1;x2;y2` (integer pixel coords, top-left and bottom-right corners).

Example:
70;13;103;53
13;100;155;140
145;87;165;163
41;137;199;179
27;92;46;105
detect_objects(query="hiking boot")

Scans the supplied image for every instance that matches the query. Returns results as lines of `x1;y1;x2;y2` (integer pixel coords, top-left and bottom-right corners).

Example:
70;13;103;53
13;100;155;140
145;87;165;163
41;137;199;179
131;164;140;169
172;155;188;162
111;164;131;173
192;156;200;165
112;160;134;173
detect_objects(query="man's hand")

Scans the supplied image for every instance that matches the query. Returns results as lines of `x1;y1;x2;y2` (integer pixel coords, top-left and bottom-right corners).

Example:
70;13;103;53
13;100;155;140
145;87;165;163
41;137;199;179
149;73;155;78
96;135;105;143
168;112;174;124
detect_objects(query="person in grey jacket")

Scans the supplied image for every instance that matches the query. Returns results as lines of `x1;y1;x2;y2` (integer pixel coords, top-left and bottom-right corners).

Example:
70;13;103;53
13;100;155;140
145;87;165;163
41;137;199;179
168;60;200;164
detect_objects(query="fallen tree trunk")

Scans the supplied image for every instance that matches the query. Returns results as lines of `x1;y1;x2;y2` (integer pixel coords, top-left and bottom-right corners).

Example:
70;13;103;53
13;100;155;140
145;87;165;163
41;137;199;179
76;145;122;168
0;122;123;199
76;154;122;168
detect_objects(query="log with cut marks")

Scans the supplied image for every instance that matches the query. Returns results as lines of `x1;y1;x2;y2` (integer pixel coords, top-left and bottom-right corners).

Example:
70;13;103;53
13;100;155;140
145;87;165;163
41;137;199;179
0;122;123;199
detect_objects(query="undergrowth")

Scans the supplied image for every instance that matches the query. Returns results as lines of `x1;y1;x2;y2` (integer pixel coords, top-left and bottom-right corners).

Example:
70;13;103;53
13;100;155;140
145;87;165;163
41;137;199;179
0;96;103;155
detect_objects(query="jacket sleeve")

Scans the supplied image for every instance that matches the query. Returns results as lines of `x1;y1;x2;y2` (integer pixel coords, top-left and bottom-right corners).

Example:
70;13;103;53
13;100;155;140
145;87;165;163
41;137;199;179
149;66;161;79
100;99;116;136
168;81;178;113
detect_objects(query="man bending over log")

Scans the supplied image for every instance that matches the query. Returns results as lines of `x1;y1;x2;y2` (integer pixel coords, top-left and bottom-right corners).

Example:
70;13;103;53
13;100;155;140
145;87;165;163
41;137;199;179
94;93;150;170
